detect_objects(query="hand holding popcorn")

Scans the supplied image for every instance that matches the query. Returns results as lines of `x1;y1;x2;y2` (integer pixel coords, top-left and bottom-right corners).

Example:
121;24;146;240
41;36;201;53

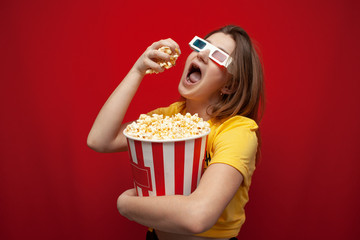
132;38;180;76
145;46;180;74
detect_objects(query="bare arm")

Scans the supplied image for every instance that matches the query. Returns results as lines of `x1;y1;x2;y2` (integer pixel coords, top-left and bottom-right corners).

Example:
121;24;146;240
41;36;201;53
87;39;180;152
117;163;244;235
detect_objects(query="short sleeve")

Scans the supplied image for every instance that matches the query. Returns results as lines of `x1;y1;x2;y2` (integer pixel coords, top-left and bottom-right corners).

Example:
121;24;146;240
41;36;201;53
209;123;258;187
146;101;184;116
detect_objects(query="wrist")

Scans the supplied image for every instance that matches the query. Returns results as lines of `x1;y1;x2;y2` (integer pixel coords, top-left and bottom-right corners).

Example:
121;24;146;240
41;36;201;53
129;66;146;78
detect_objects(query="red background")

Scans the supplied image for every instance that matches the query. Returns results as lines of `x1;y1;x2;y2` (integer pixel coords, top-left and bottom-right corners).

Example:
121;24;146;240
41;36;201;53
1;0;360;239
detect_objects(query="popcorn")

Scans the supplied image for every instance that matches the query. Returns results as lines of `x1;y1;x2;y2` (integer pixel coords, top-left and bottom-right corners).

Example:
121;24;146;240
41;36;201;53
145;46;180;74
125;113;210;140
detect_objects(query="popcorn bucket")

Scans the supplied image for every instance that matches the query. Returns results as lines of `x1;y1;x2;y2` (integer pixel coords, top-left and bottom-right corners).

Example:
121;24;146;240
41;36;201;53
124;131;210;196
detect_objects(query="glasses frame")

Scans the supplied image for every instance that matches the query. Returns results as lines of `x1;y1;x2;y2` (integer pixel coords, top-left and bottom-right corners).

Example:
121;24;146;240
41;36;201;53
189;36;232;68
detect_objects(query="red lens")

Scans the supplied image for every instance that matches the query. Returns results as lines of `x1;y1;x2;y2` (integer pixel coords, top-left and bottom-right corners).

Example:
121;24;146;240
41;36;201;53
211;50;227;63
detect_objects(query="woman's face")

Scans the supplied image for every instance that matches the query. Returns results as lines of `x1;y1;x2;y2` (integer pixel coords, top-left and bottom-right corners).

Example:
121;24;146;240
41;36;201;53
178;32;236;105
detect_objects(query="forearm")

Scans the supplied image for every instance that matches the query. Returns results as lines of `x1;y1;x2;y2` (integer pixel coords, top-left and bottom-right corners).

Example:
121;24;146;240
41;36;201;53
87;68;144;152
117;164;243;235
117;190;205;235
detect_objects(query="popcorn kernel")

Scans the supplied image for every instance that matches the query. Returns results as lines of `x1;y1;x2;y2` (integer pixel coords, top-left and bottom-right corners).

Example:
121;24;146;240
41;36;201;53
125;113;210;140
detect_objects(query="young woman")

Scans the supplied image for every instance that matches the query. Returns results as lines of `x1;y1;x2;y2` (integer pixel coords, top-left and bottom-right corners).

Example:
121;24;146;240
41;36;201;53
87;25;265;240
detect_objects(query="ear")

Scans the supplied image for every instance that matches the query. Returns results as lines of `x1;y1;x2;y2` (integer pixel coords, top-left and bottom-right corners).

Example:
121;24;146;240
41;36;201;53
220;85;235;95
221;75;236;95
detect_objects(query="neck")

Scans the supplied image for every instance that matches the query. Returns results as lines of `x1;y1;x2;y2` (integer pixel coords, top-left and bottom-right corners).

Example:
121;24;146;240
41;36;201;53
184;99;213;121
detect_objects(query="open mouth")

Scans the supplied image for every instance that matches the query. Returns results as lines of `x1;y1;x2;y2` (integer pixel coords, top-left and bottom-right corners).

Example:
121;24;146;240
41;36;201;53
186;63;202;84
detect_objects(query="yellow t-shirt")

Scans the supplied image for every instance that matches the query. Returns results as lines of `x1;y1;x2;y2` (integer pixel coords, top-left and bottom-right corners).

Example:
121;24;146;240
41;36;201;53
148;102;258;238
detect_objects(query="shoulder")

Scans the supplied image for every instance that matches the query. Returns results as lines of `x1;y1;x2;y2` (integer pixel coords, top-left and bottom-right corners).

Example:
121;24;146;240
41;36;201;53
208;116;259;158
207;116;259;186
147;101;185;116
209;115;258;138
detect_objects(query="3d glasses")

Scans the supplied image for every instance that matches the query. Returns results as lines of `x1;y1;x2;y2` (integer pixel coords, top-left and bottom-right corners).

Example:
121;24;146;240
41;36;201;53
189;36;232;68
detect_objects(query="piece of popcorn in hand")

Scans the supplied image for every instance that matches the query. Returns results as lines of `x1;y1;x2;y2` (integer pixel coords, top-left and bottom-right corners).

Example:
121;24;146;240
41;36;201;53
146;46;180;74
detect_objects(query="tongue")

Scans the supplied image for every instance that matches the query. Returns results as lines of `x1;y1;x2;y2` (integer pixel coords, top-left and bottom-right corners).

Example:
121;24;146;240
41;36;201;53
189;72;201;83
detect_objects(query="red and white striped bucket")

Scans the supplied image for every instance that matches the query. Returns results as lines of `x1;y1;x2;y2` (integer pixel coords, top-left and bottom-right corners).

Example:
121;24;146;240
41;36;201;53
124;131;209;196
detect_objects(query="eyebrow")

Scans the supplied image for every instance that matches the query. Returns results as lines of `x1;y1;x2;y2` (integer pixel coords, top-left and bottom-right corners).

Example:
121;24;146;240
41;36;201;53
206;39;230;54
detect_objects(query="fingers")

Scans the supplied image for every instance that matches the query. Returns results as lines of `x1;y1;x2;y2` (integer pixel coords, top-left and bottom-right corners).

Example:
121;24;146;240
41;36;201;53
133;38;181;75
145;38;181;74
143;56;165;73
148;48;171;62
148;38;181;62
151;38;181;55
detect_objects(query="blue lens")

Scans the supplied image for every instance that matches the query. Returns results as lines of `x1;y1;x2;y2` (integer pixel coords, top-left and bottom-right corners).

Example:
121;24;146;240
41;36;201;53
193;39;206;49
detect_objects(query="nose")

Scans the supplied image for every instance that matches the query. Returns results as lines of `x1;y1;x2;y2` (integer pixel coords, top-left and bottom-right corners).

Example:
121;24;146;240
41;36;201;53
197;49;210;64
